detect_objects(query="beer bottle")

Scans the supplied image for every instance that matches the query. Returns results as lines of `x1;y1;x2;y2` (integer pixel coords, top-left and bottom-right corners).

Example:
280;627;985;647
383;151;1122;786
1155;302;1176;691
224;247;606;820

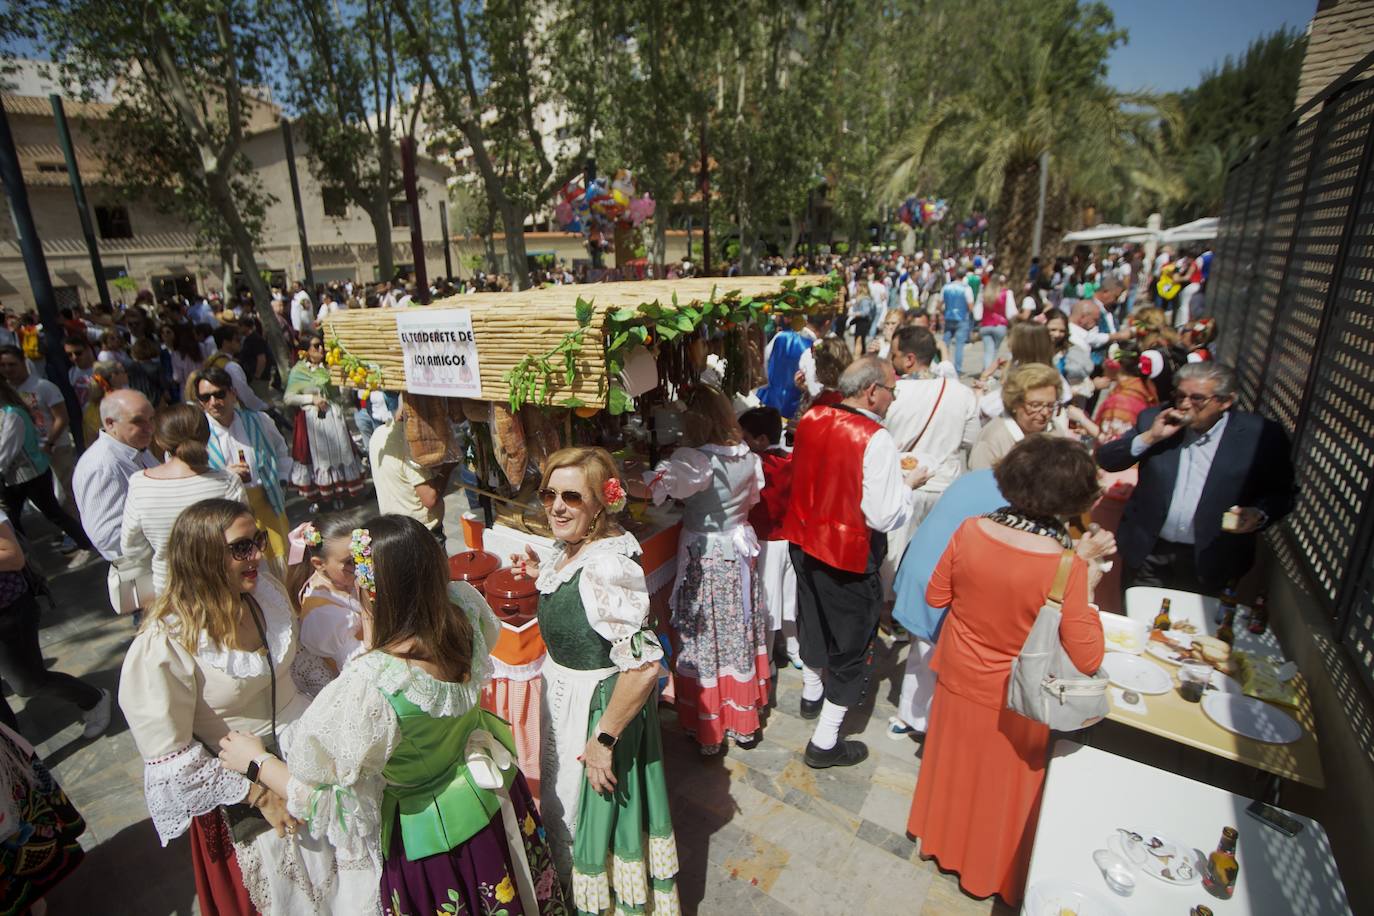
1217;601;1236;647
1247;595;1269;635
1202;826;1239;900
1215;585;1237;624
1153;597;1172;631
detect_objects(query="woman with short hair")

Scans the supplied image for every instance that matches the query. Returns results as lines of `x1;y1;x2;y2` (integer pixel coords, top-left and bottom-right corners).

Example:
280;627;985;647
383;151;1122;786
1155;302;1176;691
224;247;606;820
907;435;1113;906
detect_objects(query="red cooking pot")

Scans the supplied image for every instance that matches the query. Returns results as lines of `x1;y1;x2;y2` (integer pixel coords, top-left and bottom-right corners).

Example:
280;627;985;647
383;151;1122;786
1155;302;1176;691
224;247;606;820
448;549;500;595
484;567;539;626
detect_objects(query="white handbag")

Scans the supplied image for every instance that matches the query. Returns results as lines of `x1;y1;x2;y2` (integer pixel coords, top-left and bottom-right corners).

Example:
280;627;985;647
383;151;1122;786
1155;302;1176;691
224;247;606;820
106;555;155;615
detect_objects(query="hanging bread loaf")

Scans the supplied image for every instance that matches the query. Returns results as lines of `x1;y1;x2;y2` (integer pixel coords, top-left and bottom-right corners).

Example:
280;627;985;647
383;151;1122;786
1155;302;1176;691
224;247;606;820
490;403;527;486
459;398;488;424
403;394;453;467
519;405;563;474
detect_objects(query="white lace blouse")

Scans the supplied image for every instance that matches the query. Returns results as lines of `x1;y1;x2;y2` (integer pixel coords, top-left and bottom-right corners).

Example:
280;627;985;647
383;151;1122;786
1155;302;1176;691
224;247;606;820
535;531;663;672
118;575;305;845
642;442;764;504
283;583;499;858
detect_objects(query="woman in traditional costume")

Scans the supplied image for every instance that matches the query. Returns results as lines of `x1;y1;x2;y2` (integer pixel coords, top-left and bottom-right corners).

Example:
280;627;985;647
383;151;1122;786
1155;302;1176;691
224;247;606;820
512;447;680;913
641;386;769;753
284;334;364;510
119;498;376;915
219;514;568;916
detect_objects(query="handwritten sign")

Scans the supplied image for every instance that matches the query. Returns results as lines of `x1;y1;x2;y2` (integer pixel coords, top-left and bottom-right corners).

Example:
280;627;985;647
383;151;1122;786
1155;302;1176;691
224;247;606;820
395;309;482;397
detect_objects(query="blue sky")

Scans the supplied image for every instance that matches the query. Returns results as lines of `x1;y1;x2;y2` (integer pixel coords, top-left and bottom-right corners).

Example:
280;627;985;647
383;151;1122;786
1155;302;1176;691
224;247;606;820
1104;0;1315;93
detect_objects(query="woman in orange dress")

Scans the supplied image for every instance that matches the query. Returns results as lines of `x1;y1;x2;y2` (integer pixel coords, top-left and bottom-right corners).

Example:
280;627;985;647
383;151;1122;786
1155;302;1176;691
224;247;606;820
907;435;1113;906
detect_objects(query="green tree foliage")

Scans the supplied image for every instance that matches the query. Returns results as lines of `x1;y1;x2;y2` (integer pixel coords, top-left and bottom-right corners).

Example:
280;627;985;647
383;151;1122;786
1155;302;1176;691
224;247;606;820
1162;27;1306;220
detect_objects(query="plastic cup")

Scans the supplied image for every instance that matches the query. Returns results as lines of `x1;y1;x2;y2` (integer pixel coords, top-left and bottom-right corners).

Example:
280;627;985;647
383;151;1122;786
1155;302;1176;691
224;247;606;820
1178;661;1211;703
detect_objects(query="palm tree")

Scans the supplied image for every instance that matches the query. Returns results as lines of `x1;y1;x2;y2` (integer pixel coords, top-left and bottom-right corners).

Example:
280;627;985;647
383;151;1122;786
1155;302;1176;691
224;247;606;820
880;2;1169;280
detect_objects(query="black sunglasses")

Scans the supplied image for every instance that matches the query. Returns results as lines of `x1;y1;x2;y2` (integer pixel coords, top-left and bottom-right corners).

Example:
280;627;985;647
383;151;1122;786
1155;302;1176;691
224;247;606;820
197;388;230;403
538;488;587;508
226;530;269;561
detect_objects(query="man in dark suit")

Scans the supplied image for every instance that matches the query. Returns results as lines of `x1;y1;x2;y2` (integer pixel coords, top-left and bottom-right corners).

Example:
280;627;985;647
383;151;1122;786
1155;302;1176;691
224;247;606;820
1096;362;1295;595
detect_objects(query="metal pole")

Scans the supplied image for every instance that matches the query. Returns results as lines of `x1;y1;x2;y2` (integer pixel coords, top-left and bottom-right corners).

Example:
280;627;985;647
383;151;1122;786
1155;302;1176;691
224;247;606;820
280;119;316;294
400;137;429;303
439;199;453;279
699;118;711;277
0;98;83;449
49;94;110;310
584;157;602;270
1031;149;1049;261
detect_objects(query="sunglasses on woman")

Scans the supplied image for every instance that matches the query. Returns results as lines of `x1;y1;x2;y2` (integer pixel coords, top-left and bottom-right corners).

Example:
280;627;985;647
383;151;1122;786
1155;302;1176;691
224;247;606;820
538;488;587;508
226;530;269;561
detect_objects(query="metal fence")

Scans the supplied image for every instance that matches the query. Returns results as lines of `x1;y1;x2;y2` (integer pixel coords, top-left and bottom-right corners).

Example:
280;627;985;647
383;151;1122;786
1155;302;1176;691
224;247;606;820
1207;49;1374;700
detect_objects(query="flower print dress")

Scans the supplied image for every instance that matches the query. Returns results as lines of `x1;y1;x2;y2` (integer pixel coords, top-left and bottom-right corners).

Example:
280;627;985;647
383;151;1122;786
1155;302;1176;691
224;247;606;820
282;582;568;916
0;722;85;915
536;532;680;915
644;443;770;748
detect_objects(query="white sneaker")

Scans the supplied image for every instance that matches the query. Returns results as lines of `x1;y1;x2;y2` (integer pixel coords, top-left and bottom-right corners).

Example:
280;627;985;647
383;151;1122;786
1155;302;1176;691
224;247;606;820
81;688;113;739
65;549;94;568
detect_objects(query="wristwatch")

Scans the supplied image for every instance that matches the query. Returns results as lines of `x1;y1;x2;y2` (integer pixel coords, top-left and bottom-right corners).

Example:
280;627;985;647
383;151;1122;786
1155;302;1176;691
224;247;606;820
245;752;273;784
595;730;618;749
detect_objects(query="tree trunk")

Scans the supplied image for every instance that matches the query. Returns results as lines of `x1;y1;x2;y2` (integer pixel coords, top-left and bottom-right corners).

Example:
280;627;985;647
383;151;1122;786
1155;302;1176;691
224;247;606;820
995;158;1040;285
498;198;531;289
366;196;394;283
207;170;292;381
651;214;667;276
784;214;800;258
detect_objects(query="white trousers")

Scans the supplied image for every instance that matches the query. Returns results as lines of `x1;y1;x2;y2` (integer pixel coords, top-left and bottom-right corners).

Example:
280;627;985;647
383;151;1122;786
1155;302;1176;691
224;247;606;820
895;637;938;732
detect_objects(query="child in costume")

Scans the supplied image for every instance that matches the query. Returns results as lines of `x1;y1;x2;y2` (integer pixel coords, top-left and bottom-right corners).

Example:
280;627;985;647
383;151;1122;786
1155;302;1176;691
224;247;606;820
739;406;801;671
286;510;368;695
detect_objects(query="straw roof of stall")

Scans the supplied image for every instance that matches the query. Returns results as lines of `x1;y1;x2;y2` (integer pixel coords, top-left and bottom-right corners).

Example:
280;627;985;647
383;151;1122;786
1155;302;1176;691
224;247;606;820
322;274;836;405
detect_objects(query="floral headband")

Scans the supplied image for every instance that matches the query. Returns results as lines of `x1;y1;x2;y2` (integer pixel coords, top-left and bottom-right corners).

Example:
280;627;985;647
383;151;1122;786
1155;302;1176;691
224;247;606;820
602;477;627;513
286;522;324;565
350;529;375;594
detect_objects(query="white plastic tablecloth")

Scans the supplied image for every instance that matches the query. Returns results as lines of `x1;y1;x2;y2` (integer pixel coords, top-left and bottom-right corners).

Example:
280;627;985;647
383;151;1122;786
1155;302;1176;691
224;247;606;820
1024;740;1350;915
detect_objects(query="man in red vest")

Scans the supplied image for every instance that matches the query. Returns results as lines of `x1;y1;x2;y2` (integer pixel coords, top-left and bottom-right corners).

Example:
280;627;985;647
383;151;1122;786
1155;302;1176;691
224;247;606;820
782;355;931;768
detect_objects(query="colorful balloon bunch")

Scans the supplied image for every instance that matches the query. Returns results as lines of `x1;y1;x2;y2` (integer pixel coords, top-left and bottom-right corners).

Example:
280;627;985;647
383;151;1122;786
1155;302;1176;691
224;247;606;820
556;168;657;243
896;196;948;227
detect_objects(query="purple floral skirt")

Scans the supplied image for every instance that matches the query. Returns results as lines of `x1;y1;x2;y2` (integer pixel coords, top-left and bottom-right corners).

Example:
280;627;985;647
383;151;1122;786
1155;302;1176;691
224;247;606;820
381;772;569;916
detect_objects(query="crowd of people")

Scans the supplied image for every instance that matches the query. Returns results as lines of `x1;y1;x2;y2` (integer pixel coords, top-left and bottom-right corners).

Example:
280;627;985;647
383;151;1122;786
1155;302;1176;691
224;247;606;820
0;232;1293;915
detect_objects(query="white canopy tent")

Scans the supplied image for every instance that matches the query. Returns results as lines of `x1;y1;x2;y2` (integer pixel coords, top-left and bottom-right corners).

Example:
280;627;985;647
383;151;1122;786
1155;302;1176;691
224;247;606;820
1061;217;1218;246
1159;217;1219;244
1061;223;1154;243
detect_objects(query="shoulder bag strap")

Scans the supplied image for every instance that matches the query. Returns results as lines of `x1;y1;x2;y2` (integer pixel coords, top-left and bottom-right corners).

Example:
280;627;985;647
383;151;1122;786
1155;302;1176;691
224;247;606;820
901;378;948;453
1046;549;1076;609
242;593;278;753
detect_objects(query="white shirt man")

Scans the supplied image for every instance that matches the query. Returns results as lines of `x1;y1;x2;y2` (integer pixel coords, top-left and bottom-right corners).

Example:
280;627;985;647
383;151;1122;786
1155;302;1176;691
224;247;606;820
290;287;315;335
72;390;157;560
880;327;980;597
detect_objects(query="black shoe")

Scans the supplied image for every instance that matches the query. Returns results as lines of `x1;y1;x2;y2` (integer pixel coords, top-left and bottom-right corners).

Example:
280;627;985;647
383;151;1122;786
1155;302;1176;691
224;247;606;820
799;696;822;720
804;739;869;769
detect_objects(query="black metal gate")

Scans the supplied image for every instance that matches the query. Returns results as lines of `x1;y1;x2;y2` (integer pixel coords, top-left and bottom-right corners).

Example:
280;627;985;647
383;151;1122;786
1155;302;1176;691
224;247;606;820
1208;49;1374;699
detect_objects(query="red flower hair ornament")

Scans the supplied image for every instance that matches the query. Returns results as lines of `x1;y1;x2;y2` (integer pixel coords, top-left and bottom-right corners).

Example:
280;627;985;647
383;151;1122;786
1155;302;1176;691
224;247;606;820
602;478;627;513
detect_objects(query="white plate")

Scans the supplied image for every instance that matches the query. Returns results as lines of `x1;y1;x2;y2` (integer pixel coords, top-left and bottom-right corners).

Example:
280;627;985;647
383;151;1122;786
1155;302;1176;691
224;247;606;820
1110;831;1202;885
1209;669;1244;696
1100;612;1147;655
1201;693;1303;744
1100;653;1173;695
1145;633;1194;665
1024;878;1127;916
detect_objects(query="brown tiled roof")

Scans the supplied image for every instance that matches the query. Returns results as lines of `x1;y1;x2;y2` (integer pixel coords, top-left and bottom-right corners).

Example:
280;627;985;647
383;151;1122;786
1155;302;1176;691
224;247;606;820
1;93;114;119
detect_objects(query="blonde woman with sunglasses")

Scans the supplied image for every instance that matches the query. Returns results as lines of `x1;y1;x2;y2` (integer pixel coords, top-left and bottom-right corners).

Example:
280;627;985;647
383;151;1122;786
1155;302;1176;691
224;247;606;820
118;498;377;916
513;447;680;914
